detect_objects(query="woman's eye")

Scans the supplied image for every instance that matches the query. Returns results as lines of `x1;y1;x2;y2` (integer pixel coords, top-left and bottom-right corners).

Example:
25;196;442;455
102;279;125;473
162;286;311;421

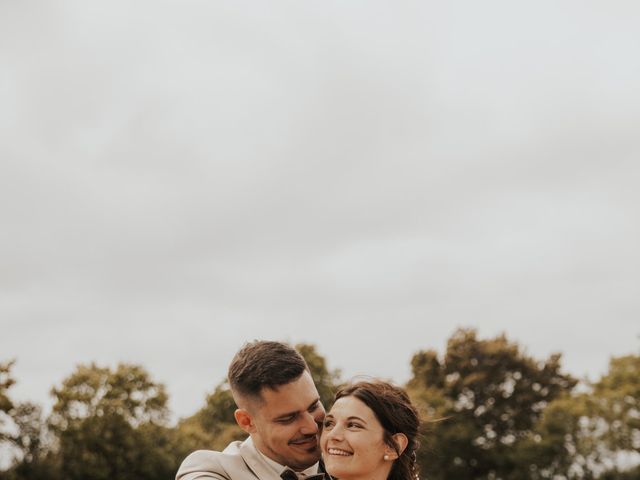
323;420;334;428
347;422;362;429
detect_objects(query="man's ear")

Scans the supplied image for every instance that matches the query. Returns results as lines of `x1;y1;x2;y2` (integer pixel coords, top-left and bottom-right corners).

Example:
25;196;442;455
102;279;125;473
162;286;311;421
234;408;256;434
384;433;409;460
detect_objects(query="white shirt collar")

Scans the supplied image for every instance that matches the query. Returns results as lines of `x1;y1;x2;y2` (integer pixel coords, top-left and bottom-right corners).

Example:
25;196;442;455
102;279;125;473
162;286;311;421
254;443;319;477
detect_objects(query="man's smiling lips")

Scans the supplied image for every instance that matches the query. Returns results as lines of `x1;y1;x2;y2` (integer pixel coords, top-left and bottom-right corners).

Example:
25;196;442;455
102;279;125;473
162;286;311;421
289;436;318;449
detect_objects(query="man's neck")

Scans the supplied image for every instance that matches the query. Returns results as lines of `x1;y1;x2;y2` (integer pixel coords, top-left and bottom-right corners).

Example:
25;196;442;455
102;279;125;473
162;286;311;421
253;442;318;474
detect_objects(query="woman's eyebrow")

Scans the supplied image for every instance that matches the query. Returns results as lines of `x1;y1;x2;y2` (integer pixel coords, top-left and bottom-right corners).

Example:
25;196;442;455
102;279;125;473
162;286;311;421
346;415;367;424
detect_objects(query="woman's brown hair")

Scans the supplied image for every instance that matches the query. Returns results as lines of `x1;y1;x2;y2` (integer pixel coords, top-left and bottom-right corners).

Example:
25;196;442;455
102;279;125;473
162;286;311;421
334;381;420;480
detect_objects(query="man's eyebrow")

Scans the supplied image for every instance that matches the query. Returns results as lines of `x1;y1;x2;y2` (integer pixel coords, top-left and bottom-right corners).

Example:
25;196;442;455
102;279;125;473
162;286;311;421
273;398;320;421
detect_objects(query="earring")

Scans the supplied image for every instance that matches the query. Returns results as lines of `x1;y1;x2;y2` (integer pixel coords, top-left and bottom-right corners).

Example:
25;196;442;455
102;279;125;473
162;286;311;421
384;455;390;461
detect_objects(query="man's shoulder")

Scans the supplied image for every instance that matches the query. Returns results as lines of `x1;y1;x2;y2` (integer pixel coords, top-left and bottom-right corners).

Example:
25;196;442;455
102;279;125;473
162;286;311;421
176;441;248;480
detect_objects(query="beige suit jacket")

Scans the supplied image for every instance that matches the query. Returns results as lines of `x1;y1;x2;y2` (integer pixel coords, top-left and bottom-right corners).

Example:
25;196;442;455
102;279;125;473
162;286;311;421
176;437;288;480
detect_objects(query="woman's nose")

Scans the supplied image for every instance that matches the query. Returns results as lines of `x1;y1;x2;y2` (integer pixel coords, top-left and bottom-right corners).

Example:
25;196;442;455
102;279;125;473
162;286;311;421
325;424;344;440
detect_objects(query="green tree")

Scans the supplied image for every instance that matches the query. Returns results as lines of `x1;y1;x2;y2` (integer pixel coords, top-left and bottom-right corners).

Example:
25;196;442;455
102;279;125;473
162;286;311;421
10;403;45;465
0;361;58;480
49;363;168;430
592;355;640;454
0;360;16;443
48;362;177;480
600;465;640;480
511;392;593;480
295;343;341;409
577;354;640;479
183;382;244;451
529;354;640;479
408;328;577;480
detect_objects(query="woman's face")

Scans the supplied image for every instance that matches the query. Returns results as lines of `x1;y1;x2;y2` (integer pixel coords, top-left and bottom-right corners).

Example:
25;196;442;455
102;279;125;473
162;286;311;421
320;395;393;480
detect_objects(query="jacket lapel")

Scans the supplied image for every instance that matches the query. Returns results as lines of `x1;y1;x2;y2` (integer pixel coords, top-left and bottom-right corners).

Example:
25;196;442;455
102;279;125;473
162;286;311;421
239;437;283;480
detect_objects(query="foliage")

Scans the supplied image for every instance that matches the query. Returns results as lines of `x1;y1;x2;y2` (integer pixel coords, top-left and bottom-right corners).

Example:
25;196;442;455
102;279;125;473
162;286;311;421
49;362;168;431
295;343;341;409
592;355;640;454
0;360;16;444
408;328;577;480
8;402;48;465
0;362;58;480
46;363;177;480
600;464;640;480
2;339;639;480
568;355;640;478
185;383;245;451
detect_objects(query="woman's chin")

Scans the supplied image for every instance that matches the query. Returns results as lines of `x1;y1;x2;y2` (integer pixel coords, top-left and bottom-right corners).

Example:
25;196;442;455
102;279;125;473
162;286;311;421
324;461;349;478
324;462;362;480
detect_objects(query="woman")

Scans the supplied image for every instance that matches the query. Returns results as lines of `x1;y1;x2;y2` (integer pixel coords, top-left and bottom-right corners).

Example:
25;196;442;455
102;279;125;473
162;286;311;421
320;380;420;480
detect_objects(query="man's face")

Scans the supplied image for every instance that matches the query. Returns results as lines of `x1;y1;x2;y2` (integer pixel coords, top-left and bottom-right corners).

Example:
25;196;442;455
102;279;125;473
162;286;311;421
246;370;325;470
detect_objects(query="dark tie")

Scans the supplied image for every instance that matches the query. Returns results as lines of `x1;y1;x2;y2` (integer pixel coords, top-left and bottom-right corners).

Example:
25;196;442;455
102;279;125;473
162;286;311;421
281;469;325;480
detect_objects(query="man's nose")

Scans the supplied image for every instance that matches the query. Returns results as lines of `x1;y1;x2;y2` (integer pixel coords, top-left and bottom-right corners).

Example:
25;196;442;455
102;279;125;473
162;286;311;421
300;411;320;434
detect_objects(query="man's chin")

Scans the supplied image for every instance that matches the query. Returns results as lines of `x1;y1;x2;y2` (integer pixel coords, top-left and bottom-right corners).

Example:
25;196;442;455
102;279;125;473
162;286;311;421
287;446;321;469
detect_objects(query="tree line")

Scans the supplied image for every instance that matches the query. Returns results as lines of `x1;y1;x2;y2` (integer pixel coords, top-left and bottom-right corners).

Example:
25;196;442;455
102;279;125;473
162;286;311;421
1;328;638;480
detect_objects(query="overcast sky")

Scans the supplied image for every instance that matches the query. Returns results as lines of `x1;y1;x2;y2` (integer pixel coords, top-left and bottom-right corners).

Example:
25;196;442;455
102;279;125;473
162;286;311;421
1;1;639;422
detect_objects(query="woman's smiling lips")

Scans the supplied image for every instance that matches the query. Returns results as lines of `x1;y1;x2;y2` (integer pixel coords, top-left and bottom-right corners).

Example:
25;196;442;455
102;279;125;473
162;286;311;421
327;448;353;456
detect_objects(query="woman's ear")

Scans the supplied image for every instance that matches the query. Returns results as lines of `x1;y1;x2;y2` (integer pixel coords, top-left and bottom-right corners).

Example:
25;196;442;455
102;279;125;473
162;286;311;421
394;433;409;456
384;433;409;460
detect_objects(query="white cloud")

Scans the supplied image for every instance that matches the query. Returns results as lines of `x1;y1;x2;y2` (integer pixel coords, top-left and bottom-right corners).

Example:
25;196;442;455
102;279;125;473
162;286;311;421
1;0;639;420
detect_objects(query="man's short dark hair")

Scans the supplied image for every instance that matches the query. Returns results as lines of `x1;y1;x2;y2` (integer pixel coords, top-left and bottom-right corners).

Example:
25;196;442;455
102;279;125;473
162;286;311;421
228;340;308;400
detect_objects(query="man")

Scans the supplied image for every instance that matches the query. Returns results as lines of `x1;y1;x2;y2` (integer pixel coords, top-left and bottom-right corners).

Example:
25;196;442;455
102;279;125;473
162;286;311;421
176;341;326;480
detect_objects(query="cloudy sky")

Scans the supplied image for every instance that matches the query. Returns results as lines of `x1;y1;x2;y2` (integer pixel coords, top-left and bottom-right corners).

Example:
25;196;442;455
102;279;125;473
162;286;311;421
1;1;639;421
